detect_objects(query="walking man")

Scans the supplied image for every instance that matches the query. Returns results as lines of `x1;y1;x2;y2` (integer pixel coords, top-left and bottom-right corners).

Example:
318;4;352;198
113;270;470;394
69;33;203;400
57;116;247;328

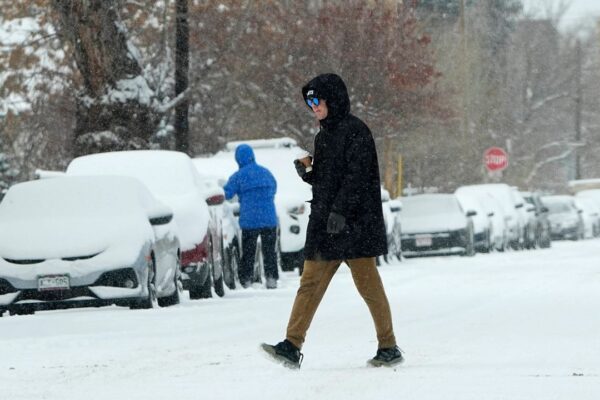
224;144;279;289
261;73;402;368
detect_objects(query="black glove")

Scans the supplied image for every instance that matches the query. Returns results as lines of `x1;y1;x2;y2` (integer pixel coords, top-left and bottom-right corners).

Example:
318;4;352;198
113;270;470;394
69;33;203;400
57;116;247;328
294;159;307;178
326;212;346;234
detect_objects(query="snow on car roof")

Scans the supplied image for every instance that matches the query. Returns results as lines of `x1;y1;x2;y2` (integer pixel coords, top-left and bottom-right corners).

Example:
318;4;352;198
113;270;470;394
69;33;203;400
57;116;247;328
66;150;198;196
401;194;462;215
225;137;297;151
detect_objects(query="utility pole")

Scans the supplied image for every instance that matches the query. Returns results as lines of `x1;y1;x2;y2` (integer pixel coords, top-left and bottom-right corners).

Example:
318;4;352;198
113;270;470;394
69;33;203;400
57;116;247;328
574;39;582;180
175;0;190;154
459;0;469;140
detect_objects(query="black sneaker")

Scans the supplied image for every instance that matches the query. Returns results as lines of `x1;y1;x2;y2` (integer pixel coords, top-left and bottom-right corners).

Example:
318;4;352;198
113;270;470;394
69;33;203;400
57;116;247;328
260;340;303;369
368;345;404;367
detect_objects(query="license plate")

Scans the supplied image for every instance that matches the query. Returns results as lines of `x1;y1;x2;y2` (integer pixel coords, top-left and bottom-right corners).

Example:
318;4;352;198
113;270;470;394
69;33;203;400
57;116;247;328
415;235;432;247
38;275;70;291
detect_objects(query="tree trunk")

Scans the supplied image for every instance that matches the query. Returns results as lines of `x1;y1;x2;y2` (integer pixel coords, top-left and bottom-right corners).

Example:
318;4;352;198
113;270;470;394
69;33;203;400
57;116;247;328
52;0;158;155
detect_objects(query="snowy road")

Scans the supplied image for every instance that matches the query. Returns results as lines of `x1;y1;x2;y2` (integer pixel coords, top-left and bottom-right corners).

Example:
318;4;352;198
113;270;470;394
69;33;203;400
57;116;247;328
2;240;600;400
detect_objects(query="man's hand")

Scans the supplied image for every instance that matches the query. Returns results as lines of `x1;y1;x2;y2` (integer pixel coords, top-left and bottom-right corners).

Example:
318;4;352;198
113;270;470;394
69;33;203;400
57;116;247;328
326;212;346;234
294;159;307;178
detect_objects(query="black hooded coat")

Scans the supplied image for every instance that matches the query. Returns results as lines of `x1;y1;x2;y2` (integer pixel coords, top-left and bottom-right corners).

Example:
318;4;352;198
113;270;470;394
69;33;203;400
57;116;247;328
301;73;387;260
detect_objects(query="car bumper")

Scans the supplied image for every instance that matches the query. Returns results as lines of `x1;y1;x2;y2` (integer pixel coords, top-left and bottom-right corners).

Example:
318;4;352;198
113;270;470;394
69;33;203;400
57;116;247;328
0;247;152;309
401;230;468;257
550;224;579;239
0;267;147;310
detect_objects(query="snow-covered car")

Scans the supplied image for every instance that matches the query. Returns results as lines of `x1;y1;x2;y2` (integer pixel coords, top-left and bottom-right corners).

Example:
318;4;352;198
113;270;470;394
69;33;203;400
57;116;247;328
193;137;311;273
381;187;402;263
521;191;552;248
575;189;600;210
542;195;584;241
455;185;508;251
196;174;241;289
66;150;225;300
454;188;494;252
458;184;523;250
574;197;600;239
0;176;180;316
512;188;537;249
400;193;475;257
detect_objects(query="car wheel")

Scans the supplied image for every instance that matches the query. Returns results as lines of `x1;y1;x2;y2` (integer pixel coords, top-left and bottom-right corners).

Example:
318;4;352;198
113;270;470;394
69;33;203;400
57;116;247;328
280;250;304;272
223;244;239;290
9;306;35;316
189;272;212;299
213;265;225;298
158;255;182;307
462;227;476;257
130;257;158;309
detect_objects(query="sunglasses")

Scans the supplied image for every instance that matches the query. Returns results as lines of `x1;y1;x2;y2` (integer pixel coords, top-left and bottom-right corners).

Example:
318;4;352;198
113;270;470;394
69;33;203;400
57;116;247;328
306;97;320;107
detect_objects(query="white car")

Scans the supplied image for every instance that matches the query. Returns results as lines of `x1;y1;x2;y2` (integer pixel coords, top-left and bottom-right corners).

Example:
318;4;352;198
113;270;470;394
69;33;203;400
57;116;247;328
193;137;311;273
512;188;537;249
196;174;241;289
454;189;494;252
400;194;475;257
455;185;508;251
66;150;225;300
458;184;523;250
574;197;600;238
0;176;180;316
381;187;402;263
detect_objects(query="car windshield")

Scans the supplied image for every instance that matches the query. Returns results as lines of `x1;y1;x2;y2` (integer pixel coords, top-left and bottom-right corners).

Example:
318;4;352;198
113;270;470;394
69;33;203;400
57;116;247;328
544;201;571;214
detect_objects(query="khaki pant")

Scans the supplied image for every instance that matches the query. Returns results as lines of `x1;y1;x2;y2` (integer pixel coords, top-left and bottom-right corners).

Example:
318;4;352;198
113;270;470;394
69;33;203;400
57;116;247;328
286;257;396;349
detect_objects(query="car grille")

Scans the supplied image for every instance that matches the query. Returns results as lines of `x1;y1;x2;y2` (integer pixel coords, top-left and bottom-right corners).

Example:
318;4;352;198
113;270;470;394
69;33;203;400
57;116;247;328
15;286;96;302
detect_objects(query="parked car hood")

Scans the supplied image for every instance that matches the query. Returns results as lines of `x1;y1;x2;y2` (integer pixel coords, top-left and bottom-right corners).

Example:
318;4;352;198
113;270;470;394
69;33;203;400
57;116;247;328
0;214;151;261
402;214;466;234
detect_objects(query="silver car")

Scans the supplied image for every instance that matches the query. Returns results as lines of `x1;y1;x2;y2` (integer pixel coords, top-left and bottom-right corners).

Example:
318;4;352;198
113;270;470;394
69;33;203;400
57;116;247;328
0;176;180;316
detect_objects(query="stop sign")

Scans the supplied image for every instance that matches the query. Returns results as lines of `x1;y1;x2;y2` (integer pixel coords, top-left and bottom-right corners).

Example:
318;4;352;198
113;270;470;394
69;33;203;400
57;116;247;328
484;147;508;172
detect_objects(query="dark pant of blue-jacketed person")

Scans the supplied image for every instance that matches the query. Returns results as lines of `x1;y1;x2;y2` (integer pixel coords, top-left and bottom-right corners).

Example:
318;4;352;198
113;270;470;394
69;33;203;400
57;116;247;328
240;227;278;286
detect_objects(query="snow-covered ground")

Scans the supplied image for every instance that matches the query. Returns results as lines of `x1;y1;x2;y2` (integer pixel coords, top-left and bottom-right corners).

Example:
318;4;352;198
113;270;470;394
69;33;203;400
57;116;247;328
2;240;599;400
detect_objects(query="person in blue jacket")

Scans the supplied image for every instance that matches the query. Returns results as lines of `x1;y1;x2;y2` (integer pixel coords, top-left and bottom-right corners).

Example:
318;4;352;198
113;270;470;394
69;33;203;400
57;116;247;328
224;144;279;289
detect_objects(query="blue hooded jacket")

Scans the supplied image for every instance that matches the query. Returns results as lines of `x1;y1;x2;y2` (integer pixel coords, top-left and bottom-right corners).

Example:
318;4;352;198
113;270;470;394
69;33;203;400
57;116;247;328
224;144;278;229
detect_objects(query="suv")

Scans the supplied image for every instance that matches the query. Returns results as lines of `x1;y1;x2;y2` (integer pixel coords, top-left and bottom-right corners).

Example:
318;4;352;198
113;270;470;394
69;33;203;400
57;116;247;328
193;138;311;274
66;150;226;300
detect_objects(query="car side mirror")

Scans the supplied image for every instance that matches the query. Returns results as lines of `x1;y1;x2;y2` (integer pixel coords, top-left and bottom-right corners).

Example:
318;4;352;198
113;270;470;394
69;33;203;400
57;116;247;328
466;210;477;217
149;214;173;226
206;194;225;206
